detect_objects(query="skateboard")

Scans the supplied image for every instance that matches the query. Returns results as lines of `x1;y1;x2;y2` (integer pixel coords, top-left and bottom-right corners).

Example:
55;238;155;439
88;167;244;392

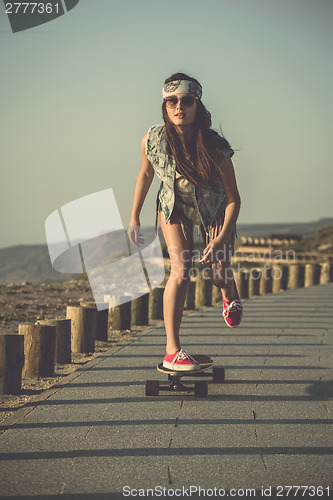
145;355;225;398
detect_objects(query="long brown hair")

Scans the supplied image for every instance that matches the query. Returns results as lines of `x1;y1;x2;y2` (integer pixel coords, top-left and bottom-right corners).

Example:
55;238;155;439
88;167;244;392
162;72;231;193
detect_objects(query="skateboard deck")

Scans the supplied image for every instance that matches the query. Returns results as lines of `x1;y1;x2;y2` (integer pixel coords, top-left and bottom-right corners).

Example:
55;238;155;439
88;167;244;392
145;354;225;397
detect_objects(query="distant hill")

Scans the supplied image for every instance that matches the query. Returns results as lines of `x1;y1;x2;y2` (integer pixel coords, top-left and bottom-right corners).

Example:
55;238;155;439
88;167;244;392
0;245;78;285
0;219;332;285
235;218;333;239
0;228;159;285
282;224;333;253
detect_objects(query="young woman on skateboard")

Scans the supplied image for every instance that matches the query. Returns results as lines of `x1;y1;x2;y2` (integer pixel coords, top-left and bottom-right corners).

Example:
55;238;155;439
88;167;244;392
128;73;242;371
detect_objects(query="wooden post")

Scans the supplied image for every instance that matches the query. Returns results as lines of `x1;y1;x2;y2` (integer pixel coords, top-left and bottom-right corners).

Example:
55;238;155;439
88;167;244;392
260;267;273;295
234;269;249;299
131;294;149;326
287;264;305;289
38;319;71;364
19;323;56;378
304;264;321;287
248;268;261;297
272;265;289;293
320;262;333;284
66;306;96;354
105;295;131;331
0;334;24;394
80;302;109;341
184;280;196;310
195;276;212;307
212;284;222;305
149;286;164;321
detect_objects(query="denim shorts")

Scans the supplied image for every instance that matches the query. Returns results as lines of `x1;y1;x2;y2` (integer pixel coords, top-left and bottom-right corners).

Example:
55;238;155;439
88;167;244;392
158;200;235;267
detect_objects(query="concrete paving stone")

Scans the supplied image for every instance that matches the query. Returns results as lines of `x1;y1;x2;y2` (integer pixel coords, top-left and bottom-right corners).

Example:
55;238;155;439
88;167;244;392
4;404;109;425
255;377;332;397
224;369;264;383
207;385;259;402
180;400;255;420
171;424;257;449
216;358;271;371
41;386;124;401
168;452;332;491
0;458;72;494
24;399;125;418
259;365;328;376
255;423;332;447
100;397;182;419
0;424;92;453
79;423;173;450
254;381;324;398
53;381;144;396
166;454;266;490
252;401;332;420
249;367;329;380
83;352;158;367
10;404;114;425
319;351;333;366
216;349;284;359
0;480;63;497
6;417;107;434
61;456;170;493
253;369;328;383
324;400;333;414
107;343;161;355
262;454;332;486
63;365;149;384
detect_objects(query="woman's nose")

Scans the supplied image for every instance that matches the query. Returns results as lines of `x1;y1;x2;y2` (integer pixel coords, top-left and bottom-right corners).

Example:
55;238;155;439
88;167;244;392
176;99;183;110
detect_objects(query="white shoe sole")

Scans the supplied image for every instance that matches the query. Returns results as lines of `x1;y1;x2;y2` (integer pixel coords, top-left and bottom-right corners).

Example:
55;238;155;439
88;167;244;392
163;361;201;371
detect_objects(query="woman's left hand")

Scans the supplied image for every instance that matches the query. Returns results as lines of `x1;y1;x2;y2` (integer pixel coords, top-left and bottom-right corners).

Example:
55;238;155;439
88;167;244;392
198;237;229;265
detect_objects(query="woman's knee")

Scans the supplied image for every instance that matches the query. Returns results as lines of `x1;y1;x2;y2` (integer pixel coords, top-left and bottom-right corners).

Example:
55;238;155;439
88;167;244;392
167;245;192;282
169;262;192;285
168;246;192;265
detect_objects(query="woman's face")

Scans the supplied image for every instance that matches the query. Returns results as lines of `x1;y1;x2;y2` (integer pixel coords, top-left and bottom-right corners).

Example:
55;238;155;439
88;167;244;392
165;93;197;128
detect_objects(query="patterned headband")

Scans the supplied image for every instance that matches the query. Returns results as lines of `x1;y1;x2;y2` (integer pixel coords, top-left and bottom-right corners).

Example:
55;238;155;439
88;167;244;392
162;79;202;100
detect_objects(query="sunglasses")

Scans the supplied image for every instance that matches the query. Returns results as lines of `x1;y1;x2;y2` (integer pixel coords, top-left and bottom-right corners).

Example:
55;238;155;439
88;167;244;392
164;95;198;109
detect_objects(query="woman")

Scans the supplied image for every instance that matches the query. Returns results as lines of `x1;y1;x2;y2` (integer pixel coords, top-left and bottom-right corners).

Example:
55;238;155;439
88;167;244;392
128;73;242;371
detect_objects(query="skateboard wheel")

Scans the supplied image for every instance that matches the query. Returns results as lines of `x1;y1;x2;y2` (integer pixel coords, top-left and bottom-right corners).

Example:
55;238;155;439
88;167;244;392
145;380;159;396
194;381;208;398
213;367;225;383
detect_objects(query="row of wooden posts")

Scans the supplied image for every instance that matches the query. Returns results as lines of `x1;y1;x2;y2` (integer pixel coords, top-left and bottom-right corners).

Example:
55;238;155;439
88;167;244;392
1;262;332;395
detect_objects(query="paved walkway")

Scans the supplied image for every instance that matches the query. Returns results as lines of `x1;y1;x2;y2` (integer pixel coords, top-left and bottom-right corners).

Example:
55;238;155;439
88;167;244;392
0;283;332;499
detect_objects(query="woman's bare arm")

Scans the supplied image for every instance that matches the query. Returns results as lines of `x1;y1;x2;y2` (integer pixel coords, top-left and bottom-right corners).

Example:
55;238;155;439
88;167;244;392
128;134;155;246
215;156;241;242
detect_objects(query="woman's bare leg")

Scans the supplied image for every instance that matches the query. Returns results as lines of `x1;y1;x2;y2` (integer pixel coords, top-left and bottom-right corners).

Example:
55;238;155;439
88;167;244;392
159;211;192;354
211;258;236;300
204;222;236;299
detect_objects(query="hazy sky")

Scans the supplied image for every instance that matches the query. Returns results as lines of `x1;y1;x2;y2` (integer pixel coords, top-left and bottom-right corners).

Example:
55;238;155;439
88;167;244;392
1;0;332;249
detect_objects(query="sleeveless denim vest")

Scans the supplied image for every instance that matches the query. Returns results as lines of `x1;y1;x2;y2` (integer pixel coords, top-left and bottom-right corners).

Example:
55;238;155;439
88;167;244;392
145;124;234;238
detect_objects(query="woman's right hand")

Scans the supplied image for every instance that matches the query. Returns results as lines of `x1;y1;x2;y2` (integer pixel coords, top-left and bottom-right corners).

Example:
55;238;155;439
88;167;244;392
127;220;144;247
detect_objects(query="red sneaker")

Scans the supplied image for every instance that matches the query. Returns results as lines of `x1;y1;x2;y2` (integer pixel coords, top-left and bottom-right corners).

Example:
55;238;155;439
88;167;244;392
163;349;200;371
222;283;243;328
